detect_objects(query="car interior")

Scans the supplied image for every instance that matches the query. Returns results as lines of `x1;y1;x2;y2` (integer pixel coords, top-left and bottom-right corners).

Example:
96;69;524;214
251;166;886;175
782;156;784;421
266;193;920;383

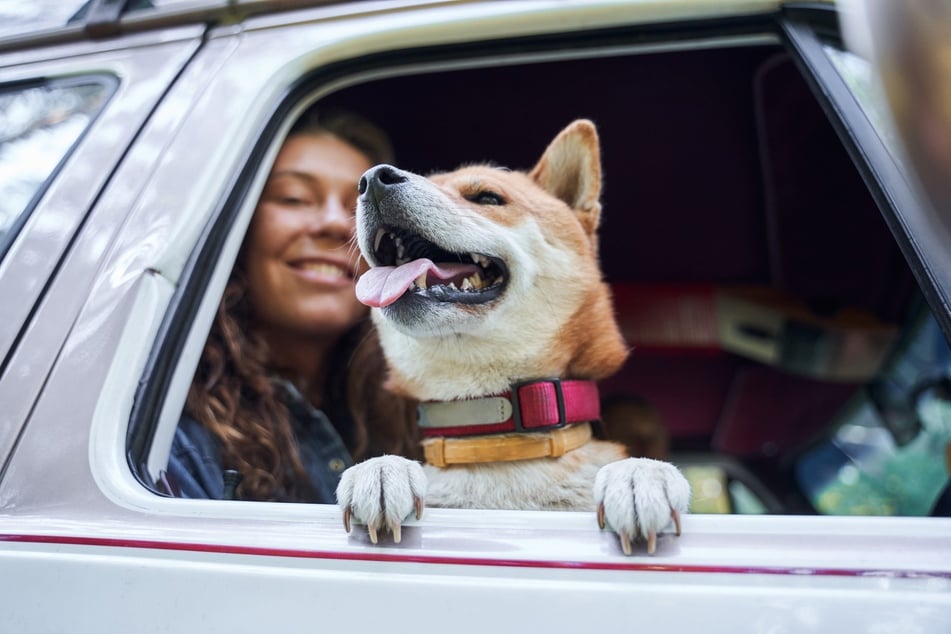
312;38;949;515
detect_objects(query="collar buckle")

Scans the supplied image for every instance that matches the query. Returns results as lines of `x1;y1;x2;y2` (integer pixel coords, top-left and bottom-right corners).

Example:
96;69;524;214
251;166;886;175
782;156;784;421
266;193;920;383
510;378;567;433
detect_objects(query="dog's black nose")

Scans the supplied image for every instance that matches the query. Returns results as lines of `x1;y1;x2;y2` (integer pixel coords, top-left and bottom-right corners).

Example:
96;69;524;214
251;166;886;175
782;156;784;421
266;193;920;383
359;164;408;200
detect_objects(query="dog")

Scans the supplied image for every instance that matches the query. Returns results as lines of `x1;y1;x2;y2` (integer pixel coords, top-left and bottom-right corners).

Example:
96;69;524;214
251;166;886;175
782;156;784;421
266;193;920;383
337;120;689;555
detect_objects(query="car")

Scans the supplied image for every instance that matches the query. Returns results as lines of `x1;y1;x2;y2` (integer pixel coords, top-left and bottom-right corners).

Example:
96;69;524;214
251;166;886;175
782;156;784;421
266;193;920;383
1;0;949;631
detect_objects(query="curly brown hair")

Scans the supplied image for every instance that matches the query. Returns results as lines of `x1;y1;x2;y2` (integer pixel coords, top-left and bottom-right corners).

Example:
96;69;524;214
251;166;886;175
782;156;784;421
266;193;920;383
184;109;419;502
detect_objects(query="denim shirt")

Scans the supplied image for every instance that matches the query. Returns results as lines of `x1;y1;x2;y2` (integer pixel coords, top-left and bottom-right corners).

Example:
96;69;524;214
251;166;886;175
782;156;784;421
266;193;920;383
165;381;354;504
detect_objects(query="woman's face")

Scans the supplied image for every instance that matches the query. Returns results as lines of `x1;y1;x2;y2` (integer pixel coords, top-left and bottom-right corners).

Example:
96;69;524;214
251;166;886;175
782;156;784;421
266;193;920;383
245;133;372;339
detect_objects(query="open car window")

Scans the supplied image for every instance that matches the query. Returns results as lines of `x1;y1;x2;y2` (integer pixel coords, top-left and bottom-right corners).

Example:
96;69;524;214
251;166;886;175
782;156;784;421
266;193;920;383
126;4;951;520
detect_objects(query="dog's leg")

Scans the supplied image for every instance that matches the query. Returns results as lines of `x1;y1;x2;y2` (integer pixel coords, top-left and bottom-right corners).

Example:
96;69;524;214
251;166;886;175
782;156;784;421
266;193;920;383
593;458;690;555
336;456;427;543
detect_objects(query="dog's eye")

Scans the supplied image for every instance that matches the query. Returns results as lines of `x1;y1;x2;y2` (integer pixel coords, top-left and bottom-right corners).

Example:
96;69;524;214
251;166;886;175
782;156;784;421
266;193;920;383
466;191;506;206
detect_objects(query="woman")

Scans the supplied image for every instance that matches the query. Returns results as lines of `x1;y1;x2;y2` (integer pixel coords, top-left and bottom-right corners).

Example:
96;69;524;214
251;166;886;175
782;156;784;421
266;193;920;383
167;109;418;503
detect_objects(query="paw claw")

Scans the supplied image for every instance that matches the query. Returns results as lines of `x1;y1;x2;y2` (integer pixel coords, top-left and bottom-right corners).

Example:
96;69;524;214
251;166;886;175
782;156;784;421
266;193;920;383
672;509;682;537
415;496;424;521
343;506;351;533
367;524;378;545
392;522;402;544
647;531;657;555
597;502;605;530
619;532;633;556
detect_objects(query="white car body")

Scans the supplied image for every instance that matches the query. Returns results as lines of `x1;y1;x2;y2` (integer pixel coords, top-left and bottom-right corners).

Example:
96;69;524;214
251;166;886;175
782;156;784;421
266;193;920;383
0;1;949;631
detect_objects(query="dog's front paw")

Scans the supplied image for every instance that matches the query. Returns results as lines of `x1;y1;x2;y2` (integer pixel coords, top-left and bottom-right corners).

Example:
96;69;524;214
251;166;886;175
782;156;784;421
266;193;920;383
336;455;427;544
593;458;690;556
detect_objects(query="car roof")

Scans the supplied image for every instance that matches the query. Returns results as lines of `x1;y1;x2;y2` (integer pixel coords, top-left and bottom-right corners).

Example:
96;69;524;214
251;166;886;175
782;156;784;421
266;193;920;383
0;0;320;51
0;0;829;53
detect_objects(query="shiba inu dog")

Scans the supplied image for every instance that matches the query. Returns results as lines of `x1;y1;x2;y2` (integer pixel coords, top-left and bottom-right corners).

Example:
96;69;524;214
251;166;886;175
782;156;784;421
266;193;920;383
337;120;689;555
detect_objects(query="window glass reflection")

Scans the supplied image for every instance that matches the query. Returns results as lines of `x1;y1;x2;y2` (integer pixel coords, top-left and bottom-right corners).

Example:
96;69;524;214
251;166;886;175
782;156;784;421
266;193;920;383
0;80;110;248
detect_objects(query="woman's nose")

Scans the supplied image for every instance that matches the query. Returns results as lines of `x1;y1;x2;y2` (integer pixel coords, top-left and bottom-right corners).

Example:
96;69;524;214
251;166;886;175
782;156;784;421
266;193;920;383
312;195;355;235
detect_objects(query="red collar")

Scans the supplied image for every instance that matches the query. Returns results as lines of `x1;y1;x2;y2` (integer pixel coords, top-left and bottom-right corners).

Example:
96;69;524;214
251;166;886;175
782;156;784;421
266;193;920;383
417;379;600;438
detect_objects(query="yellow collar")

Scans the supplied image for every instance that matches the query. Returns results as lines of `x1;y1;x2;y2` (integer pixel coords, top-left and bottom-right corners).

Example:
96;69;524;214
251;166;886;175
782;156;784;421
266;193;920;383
422;422;592;467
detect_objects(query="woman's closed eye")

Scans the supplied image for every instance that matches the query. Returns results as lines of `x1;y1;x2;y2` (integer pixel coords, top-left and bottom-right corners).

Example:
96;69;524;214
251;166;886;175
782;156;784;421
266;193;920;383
266;185;319;208
278;195;314;207
264;172;324;208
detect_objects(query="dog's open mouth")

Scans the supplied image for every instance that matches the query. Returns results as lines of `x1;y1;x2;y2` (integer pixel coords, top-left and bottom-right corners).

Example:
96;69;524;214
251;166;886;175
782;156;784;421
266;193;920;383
356;226;508;308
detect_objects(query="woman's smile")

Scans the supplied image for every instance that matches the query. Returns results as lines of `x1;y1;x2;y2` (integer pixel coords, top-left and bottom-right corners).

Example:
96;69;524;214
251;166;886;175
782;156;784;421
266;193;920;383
287;257;356;287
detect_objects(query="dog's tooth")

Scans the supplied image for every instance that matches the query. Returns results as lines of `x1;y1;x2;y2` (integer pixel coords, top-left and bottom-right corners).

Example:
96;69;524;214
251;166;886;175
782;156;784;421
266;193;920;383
416;273;428;290
462;273;483;290
471;253;480;264
373;229;385;253
448;282;458;290
478;255;490;268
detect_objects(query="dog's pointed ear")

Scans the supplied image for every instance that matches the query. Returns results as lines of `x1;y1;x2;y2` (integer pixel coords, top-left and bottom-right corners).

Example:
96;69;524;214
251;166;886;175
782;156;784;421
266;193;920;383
529;119;602;237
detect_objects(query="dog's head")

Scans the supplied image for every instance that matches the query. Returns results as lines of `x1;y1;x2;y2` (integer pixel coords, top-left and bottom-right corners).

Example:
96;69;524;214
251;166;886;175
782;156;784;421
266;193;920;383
354;120;628;399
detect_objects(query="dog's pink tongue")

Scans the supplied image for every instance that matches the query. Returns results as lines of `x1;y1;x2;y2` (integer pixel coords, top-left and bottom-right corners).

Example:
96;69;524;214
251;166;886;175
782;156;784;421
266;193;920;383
356;258;479;307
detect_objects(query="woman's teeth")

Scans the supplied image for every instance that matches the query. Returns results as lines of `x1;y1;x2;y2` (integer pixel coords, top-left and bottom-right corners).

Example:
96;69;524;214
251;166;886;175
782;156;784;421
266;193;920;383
299;262;347;278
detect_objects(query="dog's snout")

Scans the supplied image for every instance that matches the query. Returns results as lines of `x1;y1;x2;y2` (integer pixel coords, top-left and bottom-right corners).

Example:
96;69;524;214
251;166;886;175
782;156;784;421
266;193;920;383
360;164;408;200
